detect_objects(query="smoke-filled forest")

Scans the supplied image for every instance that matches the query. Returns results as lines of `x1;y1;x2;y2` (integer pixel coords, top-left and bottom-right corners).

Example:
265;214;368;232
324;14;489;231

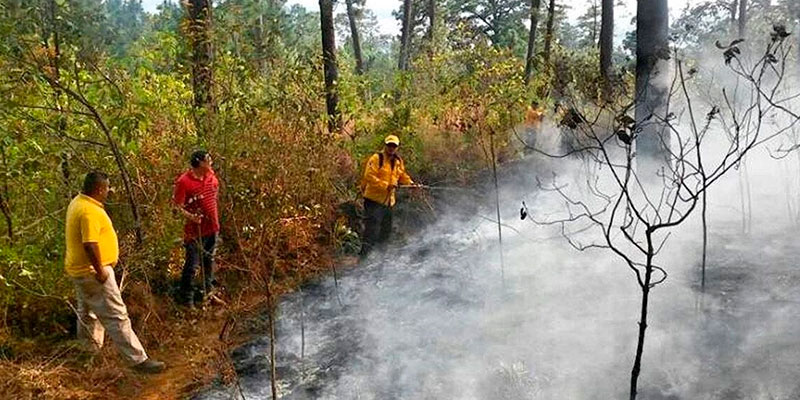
1;0;800;399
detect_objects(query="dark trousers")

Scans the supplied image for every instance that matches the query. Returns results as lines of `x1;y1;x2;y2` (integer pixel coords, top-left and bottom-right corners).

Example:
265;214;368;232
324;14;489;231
180;234;217;299
361;198;393;255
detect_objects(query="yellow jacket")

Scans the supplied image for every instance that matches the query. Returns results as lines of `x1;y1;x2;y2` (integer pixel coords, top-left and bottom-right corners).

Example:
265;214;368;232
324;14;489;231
361;153;413;207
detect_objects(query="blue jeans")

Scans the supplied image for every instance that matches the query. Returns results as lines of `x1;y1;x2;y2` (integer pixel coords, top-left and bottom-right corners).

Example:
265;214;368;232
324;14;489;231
180;234;217;300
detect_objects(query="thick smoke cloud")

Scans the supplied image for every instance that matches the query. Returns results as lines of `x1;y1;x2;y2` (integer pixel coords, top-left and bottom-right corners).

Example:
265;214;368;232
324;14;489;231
198;44;800;400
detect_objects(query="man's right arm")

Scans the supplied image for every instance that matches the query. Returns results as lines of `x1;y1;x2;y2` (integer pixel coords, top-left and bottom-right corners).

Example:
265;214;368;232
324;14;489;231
173;177;202;223
176;204;202;224
80;213;109;283
82;242;109;283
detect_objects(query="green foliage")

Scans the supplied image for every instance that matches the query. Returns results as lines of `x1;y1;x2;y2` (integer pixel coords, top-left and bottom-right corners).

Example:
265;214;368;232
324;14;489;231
673;0;800;55
575;0;600;48
442;0;529;55
0;0;581;350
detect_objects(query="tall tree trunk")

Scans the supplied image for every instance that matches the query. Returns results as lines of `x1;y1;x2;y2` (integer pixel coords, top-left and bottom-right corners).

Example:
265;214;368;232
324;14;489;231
187;0;215;136
255;14;265;71
599;0;613;99
796;19;800;82
320;0;340;132
524;0;542;84
542;0;556;68
634;0;670;164
426;0;436;54
730;0;738;32
398;0;414;71
737;0;747;38
345;0;365;75
47;0;71;199
592;0;598;45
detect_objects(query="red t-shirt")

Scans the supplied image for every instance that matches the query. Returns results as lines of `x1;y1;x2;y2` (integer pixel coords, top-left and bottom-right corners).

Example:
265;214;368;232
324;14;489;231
173;169;220;241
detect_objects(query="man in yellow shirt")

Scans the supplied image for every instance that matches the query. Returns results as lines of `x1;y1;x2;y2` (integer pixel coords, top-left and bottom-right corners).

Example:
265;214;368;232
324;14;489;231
65;171;164;373
359;135;418;256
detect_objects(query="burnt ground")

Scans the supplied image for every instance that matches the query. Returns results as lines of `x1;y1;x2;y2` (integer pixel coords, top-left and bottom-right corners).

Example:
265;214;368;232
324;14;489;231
196;222;800;400
195;154;800;400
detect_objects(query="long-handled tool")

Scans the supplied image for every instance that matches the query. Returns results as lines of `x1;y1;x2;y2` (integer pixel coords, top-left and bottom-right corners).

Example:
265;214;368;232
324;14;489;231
397;184;477;193
196;220;206;303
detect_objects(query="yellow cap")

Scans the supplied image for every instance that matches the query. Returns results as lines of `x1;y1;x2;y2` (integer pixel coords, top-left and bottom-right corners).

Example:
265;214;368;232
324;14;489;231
384;135;400;146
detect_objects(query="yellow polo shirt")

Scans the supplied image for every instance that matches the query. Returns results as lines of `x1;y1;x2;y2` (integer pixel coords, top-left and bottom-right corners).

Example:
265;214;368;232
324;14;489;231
64;194;119;277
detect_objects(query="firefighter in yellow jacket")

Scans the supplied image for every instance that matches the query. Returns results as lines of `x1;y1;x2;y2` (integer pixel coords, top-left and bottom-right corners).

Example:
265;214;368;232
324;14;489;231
360;135;417;256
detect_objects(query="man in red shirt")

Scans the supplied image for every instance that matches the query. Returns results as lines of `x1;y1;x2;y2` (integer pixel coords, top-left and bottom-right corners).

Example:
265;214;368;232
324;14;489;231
173;150;220;306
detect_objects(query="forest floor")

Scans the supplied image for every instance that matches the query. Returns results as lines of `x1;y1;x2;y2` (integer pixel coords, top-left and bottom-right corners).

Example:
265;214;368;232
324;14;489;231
0;255;361;400
190;219;800;399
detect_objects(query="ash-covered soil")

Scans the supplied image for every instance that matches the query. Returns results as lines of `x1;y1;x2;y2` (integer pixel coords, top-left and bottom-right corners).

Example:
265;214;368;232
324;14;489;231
196;157;800;400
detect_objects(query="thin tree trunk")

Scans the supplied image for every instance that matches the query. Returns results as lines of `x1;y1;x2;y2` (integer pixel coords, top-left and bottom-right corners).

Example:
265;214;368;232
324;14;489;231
634;0;670;163
701;185;708;290
48;0;62;109
737;163;747;234
426;0;436;54
47;0;70;199
735;155;752;235
781;159;795;228
630;268;652;400
737;0;747;38
268;301;277;399
187;0;215;136
742;157;752;234
0;193;11;242
599;0;613;99
264;258;278;400
319;0;340;132
730;0;738;32
0;144;12;243
489;132;505;288
630;241;655;400
299;285;306;360
345;0;365;75
524;0;542;84
542;0;556;68
398;0;414;71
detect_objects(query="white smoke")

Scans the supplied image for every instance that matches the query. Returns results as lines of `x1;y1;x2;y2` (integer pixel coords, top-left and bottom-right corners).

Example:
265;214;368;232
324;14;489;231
197;36;800;400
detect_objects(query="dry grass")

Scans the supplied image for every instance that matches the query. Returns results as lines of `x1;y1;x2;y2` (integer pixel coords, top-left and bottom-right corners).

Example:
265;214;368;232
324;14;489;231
1;289;264;399
0;91;519;398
